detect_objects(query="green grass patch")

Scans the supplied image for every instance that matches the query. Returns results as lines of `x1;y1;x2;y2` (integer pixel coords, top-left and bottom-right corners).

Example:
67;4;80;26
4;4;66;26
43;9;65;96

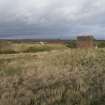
0;67;22;76
23;46;52;53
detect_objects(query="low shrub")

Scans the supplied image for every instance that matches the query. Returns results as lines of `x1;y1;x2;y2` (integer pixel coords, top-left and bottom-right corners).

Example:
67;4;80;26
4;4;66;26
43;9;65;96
97;41;105;48
65;40;76;48
23;46;52;53
0;50;18;54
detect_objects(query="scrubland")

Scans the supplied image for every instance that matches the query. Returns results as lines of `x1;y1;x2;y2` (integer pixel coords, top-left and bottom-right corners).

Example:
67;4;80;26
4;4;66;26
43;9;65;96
0;41;67;53
0;47;105;105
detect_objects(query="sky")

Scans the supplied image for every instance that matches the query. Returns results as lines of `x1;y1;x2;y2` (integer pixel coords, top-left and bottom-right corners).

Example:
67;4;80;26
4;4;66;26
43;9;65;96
0;0;105;39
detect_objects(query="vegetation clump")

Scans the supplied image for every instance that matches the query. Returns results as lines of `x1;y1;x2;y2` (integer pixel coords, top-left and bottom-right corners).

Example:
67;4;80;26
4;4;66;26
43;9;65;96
65;40;76;48
97;41;105;48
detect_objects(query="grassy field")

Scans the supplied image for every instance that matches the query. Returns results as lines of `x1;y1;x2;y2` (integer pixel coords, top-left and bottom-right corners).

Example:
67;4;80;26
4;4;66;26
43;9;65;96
0;47;105;105
0;41;67;54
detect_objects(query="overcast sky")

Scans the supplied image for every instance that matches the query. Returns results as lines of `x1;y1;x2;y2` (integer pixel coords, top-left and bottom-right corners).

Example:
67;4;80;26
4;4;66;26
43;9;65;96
0;0;105;39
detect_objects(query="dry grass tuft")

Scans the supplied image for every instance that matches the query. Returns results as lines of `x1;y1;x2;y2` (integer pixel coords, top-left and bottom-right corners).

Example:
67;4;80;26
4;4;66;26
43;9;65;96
0;48;105;105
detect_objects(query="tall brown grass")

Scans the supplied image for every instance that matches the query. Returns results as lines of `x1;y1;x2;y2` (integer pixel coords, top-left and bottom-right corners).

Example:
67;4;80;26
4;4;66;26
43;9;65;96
0;49;105;105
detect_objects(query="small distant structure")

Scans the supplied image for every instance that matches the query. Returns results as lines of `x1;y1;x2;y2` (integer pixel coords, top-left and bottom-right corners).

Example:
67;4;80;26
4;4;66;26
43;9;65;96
39;41;45;45
77;35;96;48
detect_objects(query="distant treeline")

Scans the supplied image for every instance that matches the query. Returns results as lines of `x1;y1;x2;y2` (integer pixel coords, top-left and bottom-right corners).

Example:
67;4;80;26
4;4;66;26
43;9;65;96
66;40;105;48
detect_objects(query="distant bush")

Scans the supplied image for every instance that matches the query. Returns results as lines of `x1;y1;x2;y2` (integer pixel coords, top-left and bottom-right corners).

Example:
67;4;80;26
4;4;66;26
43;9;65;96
23;46;51;53
97;41;105;48
65;40;76;48
0;50;18;54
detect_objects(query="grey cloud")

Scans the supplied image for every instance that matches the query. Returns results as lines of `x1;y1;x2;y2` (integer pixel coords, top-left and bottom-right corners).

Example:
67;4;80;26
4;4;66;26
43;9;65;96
0;0;105;39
